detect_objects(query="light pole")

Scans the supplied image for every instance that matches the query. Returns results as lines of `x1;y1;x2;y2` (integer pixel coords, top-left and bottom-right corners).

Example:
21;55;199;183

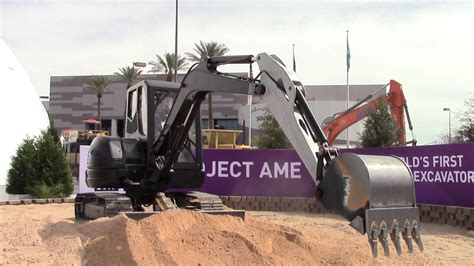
133;62;147;68
443;107;451;144
174;0;178;82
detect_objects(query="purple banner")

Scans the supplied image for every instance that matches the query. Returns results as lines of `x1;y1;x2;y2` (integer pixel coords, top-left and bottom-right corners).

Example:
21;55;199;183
79;143;474;207
199;149;316;197
198;143;474;207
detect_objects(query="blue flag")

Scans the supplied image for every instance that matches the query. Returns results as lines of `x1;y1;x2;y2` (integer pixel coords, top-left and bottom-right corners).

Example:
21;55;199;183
346;34;351;71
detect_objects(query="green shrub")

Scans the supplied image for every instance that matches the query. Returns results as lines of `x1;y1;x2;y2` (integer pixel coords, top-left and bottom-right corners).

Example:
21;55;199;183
360;101;401;147
33;128;73;197
256;115;293;149
6;138;36;194
6;126;73;198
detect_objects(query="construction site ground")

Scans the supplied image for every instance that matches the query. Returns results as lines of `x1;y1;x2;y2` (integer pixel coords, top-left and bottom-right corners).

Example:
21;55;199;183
0;203;473;265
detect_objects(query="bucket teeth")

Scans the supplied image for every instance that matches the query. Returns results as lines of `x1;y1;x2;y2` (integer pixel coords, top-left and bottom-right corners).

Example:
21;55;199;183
362;207;423;257
402;220;414;253
390;221;402;256
369;223;379;258
378;222;390;256
367;218;424;257
412;221;424;252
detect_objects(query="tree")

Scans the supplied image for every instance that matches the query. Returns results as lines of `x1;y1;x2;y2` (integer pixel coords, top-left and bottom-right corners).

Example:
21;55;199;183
360;101;400;147
6;128;73;198
185;41;229;62
114;65;142;89
47;118;60;144
434;133;452;144
27;128;73;198
256;116;292;149
84;76;113;128
455;97;473;142
148;52;188;81
186;41;230;129
6;137;36;194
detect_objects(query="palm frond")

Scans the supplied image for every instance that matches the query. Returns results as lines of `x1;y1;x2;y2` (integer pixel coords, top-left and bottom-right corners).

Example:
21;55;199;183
84;76;113;96
148;52;189;75
186;41;230;62
114;66;142;87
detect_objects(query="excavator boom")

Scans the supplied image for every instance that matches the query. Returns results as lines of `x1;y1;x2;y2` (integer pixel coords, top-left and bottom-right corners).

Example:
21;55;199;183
151;54;423;257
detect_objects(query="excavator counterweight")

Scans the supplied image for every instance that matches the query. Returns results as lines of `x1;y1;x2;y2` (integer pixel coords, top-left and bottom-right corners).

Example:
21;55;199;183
76;53;422;257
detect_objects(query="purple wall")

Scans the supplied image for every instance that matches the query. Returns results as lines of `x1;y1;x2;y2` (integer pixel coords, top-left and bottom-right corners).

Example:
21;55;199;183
198;143;474;207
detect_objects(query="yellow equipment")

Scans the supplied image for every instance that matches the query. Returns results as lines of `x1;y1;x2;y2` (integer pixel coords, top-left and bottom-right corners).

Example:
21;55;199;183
201;129;251;149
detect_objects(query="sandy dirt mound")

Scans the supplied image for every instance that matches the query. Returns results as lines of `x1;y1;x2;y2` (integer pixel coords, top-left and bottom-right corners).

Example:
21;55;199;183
39;209;318;265
1;204;473;265
129;210;316;265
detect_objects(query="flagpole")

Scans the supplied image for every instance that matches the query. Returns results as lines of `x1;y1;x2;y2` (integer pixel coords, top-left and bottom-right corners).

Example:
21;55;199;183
248;64;253;147
292;44;296;72
249;97;252;147
346;30;350;148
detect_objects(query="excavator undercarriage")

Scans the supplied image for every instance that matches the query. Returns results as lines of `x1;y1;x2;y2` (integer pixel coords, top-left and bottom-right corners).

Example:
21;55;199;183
75;53;423;257
75;191;245;220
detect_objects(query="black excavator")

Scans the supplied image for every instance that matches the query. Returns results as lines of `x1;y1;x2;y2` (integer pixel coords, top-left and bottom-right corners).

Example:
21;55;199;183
75;53;423;257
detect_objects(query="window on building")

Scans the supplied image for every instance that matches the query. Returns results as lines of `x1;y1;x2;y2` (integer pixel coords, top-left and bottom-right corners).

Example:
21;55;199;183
216;119;240;130
201;119;240;130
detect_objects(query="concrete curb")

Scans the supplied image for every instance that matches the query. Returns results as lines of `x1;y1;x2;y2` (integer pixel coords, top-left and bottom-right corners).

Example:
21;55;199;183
0;197;75;205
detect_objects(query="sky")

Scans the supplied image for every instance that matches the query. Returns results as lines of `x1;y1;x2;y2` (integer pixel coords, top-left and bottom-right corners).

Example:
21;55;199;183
0;0;472;144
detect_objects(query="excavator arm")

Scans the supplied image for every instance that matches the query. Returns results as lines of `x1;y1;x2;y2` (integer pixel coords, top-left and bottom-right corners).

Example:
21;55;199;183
322;80;416;146
150;53;423;257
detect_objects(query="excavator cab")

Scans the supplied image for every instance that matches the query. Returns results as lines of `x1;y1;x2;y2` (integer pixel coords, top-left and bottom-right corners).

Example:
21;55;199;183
123;80;204;190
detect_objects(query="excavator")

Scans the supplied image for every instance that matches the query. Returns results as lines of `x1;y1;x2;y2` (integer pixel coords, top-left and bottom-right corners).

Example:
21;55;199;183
75;53;423;258
322;79;417;146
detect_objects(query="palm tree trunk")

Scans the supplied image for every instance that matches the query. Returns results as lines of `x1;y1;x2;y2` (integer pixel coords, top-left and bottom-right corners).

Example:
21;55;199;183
97;96;101;130
208;93;213;129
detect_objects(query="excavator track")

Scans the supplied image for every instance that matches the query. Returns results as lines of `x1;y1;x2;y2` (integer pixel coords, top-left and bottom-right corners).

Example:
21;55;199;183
75;192;245;221
75;193;133;219
174;192;246;219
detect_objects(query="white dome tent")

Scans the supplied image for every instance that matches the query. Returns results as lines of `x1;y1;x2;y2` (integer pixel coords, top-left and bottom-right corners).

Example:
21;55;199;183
0;39;49;198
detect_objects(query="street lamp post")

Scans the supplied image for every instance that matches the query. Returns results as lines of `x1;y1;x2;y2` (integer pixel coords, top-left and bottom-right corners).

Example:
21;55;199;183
443;107;451;144
174;0;178;82
133;62;147;68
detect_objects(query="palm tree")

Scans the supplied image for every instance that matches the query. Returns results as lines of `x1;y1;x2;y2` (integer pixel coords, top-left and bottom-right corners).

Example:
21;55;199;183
148;52;188;81
84;76;113;129
114;66;142;89
185;41;229;129
185;41;229;62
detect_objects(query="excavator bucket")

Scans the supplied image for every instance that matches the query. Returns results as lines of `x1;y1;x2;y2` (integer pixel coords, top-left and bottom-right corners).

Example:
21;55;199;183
318;153;423;257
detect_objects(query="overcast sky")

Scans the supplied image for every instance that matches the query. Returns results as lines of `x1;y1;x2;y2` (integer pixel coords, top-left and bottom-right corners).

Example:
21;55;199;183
0;0;472;144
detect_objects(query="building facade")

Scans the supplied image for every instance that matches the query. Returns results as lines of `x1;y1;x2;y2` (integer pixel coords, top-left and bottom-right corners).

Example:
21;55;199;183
49;74;384;146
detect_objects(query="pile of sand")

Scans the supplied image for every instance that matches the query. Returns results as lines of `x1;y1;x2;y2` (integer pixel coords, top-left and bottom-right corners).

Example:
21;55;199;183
39;209;318;265
2;204;473;265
